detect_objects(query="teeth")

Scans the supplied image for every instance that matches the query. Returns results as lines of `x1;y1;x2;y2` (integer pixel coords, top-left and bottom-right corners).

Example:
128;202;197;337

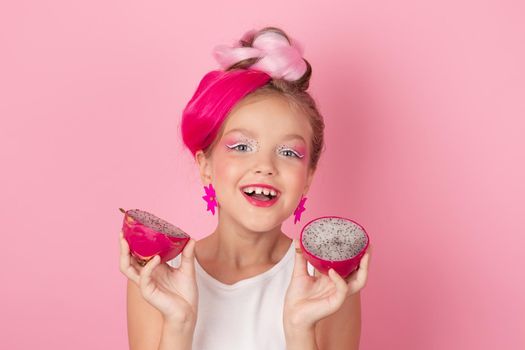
242;186;278;197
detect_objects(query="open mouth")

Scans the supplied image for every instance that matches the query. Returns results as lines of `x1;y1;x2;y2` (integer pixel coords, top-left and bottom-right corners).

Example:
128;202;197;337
242;188;277;202
240;185;280;206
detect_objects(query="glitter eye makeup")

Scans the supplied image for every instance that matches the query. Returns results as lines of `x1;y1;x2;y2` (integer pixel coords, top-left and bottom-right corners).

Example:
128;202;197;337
224;136;259;152
222;130;307;159
277;145;305;159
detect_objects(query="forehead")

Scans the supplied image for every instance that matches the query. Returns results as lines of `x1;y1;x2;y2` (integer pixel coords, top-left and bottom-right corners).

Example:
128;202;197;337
222;94;312;141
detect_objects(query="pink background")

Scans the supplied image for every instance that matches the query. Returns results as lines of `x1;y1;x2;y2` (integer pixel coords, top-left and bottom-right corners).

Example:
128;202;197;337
1;0;524;349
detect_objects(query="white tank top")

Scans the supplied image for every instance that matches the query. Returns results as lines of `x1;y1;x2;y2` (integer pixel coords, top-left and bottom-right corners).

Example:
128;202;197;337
167;241;314;350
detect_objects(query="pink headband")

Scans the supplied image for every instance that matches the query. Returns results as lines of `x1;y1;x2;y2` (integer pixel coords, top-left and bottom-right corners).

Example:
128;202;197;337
181;69;272;156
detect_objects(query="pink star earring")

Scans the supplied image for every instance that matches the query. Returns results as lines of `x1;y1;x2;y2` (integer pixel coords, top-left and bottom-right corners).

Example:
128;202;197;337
293;195;307;224
202;183;218;215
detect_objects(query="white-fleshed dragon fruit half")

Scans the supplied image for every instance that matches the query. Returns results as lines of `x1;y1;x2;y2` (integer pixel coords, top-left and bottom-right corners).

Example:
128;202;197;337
300;216;370;278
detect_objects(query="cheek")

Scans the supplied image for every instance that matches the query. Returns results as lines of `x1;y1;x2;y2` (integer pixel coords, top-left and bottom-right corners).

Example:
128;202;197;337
283;164;309;189
212;153;243;184
215;163;233;181
213;157;229;180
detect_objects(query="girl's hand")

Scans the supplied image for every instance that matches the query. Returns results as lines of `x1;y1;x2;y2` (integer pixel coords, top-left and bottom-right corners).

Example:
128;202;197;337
283;240;372;330
119;231;199;326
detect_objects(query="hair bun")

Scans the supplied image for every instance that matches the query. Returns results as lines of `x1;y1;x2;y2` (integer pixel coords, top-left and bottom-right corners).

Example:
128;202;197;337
212;27;308;83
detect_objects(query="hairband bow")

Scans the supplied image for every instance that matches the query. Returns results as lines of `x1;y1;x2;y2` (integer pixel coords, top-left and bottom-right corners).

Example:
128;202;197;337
212;30;307;81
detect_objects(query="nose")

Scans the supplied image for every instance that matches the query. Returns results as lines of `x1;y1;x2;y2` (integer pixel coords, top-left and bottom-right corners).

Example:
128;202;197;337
255;168;274;175
254;152;277;176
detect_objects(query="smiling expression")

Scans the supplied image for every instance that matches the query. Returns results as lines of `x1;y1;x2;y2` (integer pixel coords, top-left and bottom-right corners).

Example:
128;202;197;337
196;93;315;232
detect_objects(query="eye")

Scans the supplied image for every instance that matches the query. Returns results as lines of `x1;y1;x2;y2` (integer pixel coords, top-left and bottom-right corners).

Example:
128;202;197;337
280;149;302;158
227;143;252;152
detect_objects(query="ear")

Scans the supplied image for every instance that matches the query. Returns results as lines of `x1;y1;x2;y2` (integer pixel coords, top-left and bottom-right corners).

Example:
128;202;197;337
195;150;213;185
303;167;316;195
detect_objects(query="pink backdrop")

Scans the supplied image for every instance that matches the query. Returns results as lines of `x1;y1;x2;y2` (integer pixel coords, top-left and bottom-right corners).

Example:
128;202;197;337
1;0;523;349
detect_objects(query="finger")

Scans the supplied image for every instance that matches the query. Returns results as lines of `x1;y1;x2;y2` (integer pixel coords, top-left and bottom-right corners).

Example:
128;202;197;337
119;231;127;254
364;245;372;270
130;256;144;271
139;255;161;297
354;250;371;278
356;251;371;284
179;239;196;275
119;232;139;284
347;253;371;294
292;239;309;278
350;246;371;278
360;250;371;271
327;268;349;308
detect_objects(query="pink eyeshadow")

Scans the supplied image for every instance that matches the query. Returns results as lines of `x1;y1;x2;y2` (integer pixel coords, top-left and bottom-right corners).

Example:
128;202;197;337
293;145;307;157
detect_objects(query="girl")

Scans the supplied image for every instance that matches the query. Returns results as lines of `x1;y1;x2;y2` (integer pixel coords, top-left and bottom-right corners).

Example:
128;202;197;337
119;26;372;350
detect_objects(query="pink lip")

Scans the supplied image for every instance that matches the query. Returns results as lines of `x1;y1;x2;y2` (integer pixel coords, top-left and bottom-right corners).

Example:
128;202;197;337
240;183;280;208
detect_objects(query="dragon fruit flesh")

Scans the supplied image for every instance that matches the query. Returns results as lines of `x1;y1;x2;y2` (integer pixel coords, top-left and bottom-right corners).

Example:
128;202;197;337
300;216;370;278
120;208;190;266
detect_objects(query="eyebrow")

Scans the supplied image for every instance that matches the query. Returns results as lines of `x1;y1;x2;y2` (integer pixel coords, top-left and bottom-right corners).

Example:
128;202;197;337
224;128;306;143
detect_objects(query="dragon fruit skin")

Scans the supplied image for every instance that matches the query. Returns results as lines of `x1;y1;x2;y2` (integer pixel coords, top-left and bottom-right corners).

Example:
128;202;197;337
120;208;190;266
299;216;370;279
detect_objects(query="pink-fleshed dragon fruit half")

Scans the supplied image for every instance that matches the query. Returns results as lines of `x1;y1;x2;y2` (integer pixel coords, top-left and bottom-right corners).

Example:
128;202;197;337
300;216;370;279
120;208;190;266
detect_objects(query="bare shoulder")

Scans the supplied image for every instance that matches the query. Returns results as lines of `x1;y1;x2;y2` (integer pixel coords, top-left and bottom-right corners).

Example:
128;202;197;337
127;280;163;350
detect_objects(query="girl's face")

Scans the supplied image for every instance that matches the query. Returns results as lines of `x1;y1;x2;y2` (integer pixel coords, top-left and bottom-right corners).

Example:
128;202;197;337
197;94;315;233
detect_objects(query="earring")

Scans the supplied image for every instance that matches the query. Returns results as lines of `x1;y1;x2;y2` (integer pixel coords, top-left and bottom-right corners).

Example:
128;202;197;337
293;195;307;224
202;183;218;215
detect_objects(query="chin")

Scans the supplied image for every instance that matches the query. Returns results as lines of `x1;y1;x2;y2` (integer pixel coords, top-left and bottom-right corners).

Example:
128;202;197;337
239;215;283;233
243;221;279;233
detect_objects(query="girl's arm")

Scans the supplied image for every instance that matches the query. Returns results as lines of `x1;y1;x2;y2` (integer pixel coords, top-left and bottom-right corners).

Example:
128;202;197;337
158;317;195;350
127;280;195;350
284;241;371;350
314;291;361;350
284;290;361;350
127;279;163;349
284;323;319;350
121;235;198;350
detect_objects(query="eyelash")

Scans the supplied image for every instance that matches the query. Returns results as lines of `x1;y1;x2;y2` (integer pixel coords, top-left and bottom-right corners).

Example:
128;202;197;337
227;143;302;158
281;149;301;158
228;143;251;152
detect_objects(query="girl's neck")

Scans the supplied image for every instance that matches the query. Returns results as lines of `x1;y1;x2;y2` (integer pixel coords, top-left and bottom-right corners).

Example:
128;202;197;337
196;214;292;269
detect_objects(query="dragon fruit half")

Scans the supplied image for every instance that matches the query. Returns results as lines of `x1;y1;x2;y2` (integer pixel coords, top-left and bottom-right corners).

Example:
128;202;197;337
120;208;190;266
300;216;370;279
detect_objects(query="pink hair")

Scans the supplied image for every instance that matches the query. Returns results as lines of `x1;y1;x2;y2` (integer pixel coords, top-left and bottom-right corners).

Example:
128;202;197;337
181;27;313;159
180;68;272;157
